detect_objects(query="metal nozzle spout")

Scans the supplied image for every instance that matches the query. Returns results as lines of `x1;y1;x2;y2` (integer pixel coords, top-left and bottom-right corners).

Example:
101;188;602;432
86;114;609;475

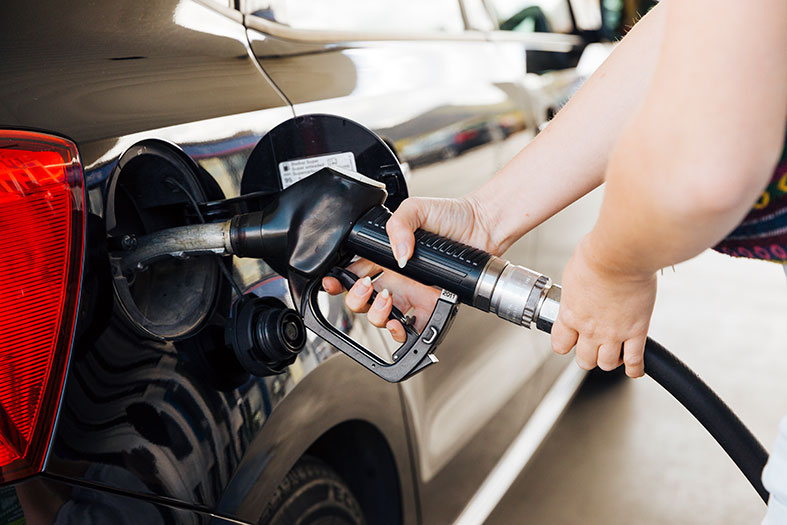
118;220;233;273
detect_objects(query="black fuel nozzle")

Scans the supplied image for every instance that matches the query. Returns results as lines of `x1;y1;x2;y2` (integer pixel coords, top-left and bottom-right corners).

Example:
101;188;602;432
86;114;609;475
118;165;558;381
219;166;394;377
222;166;470;381
228;166;390;297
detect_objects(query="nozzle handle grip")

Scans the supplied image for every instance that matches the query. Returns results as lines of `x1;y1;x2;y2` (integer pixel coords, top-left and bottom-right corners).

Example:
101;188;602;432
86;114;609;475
347;206;491;304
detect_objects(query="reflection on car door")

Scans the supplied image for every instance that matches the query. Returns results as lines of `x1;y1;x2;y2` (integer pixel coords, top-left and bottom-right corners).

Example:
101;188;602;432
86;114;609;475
243;9;581;522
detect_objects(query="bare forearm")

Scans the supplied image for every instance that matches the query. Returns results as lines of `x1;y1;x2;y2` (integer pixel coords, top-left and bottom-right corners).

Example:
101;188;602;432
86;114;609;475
586;139;771;278
471;2;667;253
586;0;787;277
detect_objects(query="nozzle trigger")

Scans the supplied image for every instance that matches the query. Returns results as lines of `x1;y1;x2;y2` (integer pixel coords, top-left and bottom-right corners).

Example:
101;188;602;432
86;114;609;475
303;269;459;382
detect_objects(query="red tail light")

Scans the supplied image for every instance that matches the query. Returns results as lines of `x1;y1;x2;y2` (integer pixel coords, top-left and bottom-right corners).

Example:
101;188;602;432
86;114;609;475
0;131;84;483
454;129;479;144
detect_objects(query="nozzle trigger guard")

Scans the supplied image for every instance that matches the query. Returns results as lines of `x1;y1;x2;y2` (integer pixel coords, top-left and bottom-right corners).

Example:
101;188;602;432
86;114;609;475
300;270;459;382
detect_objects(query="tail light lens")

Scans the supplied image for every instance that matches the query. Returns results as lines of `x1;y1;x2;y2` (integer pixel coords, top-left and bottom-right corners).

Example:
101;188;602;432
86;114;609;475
0;131;84;483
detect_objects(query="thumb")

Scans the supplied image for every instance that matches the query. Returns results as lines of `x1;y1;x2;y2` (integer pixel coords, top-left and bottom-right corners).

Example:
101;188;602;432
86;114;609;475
386;198;426;268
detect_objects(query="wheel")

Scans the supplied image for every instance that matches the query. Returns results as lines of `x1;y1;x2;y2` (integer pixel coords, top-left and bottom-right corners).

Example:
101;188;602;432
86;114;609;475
260;456;365;525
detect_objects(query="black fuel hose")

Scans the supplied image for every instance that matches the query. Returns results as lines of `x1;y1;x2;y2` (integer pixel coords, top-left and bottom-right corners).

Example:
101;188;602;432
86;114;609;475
118;195;772;503
643;337;770;503
349;205;772;503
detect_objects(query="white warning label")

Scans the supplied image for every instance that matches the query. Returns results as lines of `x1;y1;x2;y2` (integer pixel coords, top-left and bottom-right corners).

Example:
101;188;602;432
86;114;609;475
278;152;357;189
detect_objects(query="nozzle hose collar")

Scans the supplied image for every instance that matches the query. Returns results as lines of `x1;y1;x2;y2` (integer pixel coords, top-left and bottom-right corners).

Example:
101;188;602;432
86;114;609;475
475;257;553;329
229;211;265;258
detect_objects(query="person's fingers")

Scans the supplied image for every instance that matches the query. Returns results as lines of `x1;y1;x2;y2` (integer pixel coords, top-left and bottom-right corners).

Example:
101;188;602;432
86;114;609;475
597;342;624;371
323;259;382;296
346;258;380;278
550;319;578;355
386;199;424;268
575;337;599;370
344;276;374;313
366;289;393;328
623;336;647;378
386;319;407;344
322;276;344;295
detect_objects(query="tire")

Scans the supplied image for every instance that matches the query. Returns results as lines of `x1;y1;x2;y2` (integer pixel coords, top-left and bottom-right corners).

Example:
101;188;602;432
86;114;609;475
260;456;365;525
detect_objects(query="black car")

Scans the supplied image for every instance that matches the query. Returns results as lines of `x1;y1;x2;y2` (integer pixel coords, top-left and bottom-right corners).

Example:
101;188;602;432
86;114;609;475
0;1;637;523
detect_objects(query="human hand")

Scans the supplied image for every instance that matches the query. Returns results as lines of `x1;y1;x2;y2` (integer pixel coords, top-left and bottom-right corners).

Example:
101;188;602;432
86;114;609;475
550;236;657;378
322;259;440;343
323;196;498;342
385;196;501;266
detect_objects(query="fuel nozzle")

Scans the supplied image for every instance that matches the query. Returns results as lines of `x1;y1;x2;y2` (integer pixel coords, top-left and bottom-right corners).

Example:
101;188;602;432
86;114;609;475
116;165;562;382
344;206;561;335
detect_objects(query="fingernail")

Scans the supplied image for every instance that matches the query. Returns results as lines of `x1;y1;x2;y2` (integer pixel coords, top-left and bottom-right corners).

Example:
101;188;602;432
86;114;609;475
374;289;390;309
353;276;372;295
395;244;408;268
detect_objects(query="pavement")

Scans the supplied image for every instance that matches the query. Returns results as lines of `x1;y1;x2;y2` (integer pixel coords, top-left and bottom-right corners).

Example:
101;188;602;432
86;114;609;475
486;251;787;524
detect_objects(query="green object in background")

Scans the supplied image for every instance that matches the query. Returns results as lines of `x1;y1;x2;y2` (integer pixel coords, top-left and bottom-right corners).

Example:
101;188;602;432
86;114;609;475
603;0;657;39
602;0;624;36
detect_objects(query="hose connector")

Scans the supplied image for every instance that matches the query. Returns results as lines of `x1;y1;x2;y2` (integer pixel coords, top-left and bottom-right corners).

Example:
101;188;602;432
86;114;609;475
473;256;559;332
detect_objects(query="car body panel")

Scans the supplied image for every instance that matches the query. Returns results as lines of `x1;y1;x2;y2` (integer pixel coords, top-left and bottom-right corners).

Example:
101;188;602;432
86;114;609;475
245;16;592;522
2;0;410;519
0;1;604;523
0;475;239;524
213;349;418;523
0;1;286;145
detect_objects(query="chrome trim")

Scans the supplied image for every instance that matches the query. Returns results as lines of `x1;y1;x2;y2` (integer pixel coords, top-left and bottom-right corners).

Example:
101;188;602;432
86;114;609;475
535;284;562;333
489;264;545;327
487;30;583;49
244;14;581;51
522;274;550;329
472;256;507;312
193;0;243;22
245;14;485;43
